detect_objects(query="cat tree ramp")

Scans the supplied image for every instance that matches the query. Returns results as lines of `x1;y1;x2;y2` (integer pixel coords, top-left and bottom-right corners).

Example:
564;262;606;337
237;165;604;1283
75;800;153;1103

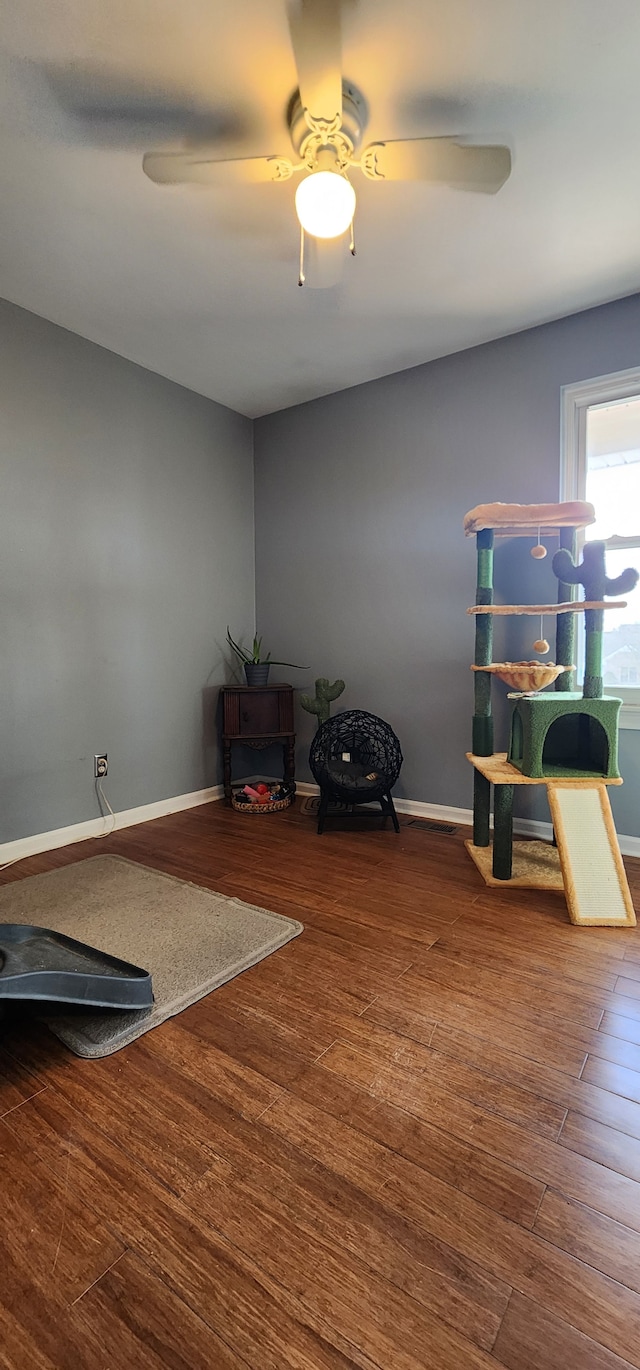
464;500;637;927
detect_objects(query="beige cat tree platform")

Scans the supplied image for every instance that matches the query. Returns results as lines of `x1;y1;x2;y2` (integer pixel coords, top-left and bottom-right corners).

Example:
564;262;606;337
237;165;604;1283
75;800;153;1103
465;500;637;927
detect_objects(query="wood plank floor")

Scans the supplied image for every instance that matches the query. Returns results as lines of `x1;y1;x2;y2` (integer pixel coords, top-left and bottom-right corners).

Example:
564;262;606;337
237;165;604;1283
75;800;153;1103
1;801;640;1369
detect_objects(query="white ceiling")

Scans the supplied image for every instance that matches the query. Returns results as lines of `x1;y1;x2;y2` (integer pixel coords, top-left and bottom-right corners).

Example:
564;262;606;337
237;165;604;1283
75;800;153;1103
1;0;640;418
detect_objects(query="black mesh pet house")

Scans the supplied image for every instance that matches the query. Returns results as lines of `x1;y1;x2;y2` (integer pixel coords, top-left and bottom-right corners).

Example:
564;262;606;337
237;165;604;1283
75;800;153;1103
309;709;403;834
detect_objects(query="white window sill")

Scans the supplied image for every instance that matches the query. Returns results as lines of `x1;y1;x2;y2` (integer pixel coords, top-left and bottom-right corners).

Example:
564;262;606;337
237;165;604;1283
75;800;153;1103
621;705;640;731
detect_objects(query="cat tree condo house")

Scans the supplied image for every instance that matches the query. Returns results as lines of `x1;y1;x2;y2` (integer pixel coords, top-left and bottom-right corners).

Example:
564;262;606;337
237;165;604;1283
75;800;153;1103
464;501;638;927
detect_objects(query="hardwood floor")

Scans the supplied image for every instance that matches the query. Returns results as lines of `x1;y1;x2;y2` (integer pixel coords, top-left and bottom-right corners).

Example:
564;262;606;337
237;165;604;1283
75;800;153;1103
1;801;640;1369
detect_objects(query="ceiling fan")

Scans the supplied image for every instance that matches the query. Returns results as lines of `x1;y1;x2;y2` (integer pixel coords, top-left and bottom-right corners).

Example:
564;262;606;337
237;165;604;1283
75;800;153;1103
141;0;511;283
46;0;512;285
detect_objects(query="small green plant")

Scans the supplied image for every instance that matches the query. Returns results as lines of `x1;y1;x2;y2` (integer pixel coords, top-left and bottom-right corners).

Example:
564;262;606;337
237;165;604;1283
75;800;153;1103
226;627;306;669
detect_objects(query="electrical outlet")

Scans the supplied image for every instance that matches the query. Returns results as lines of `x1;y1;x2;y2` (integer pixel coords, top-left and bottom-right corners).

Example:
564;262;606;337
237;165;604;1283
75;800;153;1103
94;754;108;779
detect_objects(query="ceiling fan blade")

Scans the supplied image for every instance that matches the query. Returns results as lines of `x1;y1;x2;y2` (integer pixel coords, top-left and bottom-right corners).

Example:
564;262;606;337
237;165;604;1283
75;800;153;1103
287;0;343;125
142;151;294;186
359;138;511;194
43;64;244;146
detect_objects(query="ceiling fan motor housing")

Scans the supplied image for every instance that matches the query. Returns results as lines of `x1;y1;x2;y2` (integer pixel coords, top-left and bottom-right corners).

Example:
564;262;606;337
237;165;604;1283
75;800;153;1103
288;80;368;170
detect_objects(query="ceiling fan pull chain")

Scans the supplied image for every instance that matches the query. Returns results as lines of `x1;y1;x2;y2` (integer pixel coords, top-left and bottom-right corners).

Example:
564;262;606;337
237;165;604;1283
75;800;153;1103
349;216;356;256
298;225;306;287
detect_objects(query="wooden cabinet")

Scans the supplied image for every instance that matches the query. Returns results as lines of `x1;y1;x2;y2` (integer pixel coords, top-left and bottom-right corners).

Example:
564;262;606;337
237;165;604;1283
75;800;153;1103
220;684;296;804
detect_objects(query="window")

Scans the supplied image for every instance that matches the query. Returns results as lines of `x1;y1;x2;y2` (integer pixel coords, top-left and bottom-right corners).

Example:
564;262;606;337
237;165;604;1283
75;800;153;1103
561;367;640;728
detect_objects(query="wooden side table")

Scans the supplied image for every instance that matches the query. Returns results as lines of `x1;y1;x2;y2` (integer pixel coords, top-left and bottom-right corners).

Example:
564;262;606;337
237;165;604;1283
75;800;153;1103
220;684;296;805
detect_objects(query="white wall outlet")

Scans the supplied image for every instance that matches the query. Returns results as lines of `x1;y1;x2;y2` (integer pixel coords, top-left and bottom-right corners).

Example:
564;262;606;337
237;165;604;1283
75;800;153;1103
94;754;108;778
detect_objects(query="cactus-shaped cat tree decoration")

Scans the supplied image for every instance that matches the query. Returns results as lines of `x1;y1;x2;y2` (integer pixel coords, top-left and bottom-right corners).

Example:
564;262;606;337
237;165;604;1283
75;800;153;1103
552;540;639;698
300;678;345;727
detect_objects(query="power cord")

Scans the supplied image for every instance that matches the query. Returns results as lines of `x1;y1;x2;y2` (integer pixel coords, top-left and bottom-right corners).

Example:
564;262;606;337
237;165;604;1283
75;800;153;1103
96;778;116;838
0;779;116;875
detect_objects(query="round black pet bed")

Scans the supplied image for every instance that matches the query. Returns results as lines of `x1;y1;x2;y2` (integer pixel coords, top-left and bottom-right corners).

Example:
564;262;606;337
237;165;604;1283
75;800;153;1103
309;708;403;833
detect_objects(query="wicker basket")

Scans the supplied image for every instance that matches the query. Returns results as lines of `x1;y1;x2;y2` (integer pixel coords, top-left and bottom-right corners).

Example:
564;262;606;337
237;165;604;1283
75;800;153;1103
231;791;293;815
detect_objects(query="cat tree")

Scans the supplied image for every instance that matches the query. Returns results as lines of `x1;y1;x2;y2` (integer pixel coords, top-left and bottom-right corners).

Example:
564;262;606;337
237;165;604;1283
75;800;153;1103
464;501;638;926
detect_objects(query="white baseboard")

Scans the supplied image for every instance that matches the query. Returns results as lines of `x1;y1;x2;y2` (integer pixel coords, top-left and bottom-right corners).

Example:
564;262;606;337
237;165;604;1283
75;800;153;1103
4;779;640;866
0;785;224;865
613;831;640;859
393;796;478;827
297;781;479;829
295;782;640;858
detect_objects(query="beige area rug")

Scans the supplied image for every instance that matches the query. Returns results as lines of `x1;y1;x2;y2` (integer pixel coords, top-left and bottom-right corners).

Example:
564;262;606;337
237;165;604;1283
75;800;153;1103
0;855;303;1059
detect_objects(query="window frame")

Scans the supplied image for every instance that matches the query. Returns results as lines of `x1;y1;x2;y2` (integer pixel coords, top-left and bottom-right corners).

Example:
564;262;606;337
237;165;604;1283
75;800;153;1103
560;365;640;729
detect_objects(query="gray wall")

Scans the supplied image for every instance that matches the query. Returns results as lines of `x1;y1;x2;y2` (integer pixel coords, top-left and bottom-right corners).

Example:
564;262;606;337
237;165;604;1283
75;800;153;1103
0;298;254;843
4;288;639;845
254;292;640;838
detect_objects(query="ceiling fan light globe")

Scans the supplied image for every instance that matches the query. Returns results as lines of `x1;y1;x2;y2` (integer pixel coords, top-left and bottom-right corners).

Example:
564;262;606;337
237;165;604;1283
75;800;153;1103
295;171;356;239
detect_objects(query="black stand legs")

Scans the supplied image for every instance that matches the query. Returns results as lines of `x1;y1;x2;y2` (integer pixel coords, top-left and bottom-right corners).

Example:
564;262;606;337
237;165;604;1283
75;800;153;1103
316;788;400;834
382;791;401;832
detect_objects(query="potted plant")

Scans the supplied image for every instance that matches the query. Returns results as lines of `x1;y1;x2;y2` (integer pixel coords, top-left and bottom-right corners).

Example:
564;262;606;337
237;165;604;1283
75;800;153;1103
226;628;307;686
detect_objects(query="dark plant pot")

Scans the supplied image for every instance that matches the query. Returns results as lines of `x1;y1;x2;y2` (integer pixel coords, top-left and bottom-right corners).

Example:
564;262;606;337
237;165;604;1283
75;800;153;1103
244;662;270;686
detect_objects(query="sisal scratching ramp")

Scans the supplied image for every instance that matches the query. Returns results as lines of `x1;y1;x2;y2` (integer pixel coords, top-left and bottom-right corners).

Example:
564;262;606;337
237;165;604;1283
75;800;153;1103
548;783;636;927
